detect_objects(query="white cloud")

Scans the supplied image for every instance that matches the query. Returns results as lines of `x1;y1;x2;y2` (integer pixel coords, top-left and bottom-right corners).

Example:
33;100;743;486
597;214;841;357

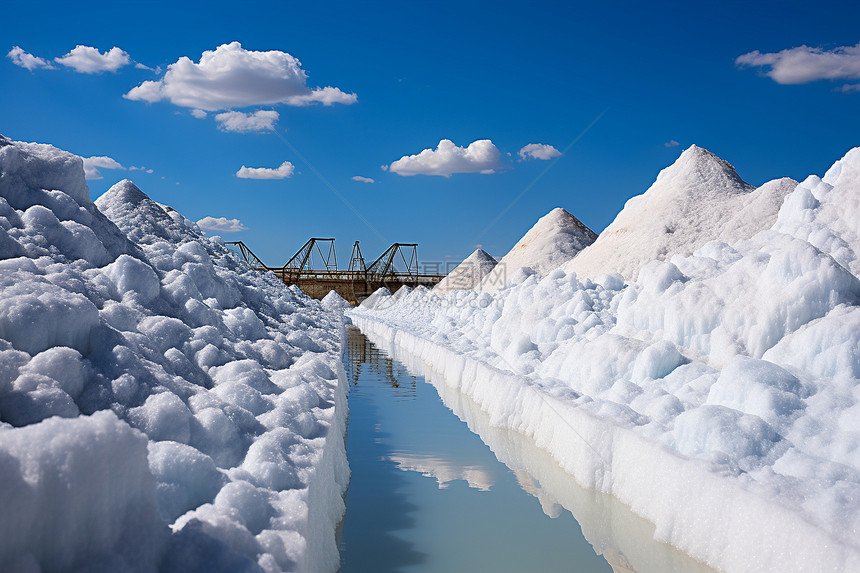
388;139;503;177
285;85;357;106
386;453;495;491
236;161;295;180
55;45;130;74
197;216;248;233
215;110;279;133
352;175;375;183
7;46;54;71
838;83;860;93
736;43;860;85
664;140;680;147
190;109;207;119
124;42;357;111
129;166;154;173
518;143;561;161
134;62;160;73
82;156;125;180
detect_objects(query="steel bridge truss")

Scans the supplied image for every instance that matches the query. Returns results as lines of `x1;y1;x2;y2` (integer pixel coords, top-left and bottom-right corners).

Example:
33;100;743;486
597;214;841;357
284;238;338;273
227;239;426;281
225;238;444;303
366;243;419;280
225;237;444;304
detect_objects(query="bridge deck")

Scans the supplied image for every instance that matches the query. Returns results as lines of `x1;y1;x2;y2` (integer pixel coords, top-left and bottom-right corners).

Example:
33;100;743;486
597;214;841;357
264;268;444;305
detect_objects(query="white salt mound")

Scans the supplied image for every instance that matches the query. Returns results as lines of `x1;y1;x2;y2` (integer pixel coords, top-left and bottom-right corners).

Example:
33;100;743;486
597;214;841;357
482;207;596;293
434;248;497;294
391;285;413;302
321;289;352;311
0;136;348;573
564;145;798;280
358;287;392;310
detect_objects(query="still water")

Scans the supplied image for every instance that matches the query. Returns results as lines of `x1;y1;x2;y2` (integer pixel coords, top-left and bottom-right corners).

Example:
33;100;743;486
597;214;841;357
338;326;715;573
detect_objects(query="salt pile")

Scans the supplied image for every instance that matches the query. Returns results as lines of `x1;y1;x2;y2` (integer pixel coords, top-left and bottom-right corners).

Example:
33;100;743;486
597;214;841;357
434;248;497;294
564;145;797;280
0;136;348;573
351;144;860;572
320;290;352;311
357;286;391;310
481;207;596;293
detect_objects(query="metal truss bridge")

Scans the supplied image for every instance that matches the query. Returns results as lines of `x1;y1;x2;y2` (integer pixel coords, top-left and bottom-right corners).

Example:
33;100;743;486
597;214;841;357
226;238;444;304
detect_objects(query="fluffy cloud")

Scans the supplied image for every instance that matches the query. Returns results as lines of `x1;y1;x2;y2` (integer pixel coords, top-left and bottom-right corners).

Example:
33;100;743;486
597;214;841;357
125;42;357;112
215;110;279;133
388;139;503;177
82;156;125;180
55;45;130;74
7;46;54;71
664;140;680;147
236;161;295;180
518;143;561;161
285;86;357;106
736;43;860;85
129;166;154;173
196;216;248;233
352;175;375;183
190;109;207;119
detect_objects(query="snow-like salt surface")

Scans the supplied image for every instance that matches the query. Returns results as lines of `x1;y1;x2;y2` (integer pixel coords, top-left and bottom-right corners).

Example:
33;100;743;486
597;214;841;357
564;145;798;281
481;207;596;293
350;144;860;572
773;146;860;277
434;248;497;294
0;135;348;573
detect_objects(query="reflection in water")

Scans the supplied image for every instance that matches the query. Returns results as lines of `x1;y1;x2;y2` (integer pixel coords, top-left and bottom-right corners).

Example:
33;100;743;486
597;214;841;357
387;452;496;491
373;332;718;573
340;326;611;573
347;325;417;397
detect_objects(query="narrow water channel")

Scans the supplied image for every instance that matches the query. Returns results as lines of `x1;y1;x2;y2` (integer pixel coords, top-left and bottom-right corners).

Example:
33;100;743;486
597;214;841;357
338;326;716;573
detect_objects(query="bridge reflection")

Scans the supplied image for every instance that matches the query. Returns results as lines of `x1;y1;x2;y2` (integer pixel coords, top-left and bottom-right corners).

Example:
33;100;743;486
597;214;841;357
346;325;417;397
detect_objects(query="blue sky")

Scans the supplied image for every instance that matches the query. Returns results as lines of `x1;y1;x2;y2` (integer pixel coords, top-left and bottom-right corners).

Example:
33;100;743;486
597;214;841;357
2;0;859;269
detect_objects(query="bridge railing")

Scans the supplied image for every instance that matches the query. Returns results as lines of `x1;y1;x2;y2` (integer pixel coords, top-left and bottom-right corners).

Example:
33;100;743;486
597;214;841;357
269;269;443;282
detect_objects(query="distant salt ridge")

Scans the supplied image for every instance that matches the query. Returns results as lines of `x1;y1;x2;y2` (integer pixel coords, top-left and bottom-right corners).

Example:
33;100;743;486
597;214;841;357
482;207;596;293
359;287;391;310
434;248;497;294
564;144;798;281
